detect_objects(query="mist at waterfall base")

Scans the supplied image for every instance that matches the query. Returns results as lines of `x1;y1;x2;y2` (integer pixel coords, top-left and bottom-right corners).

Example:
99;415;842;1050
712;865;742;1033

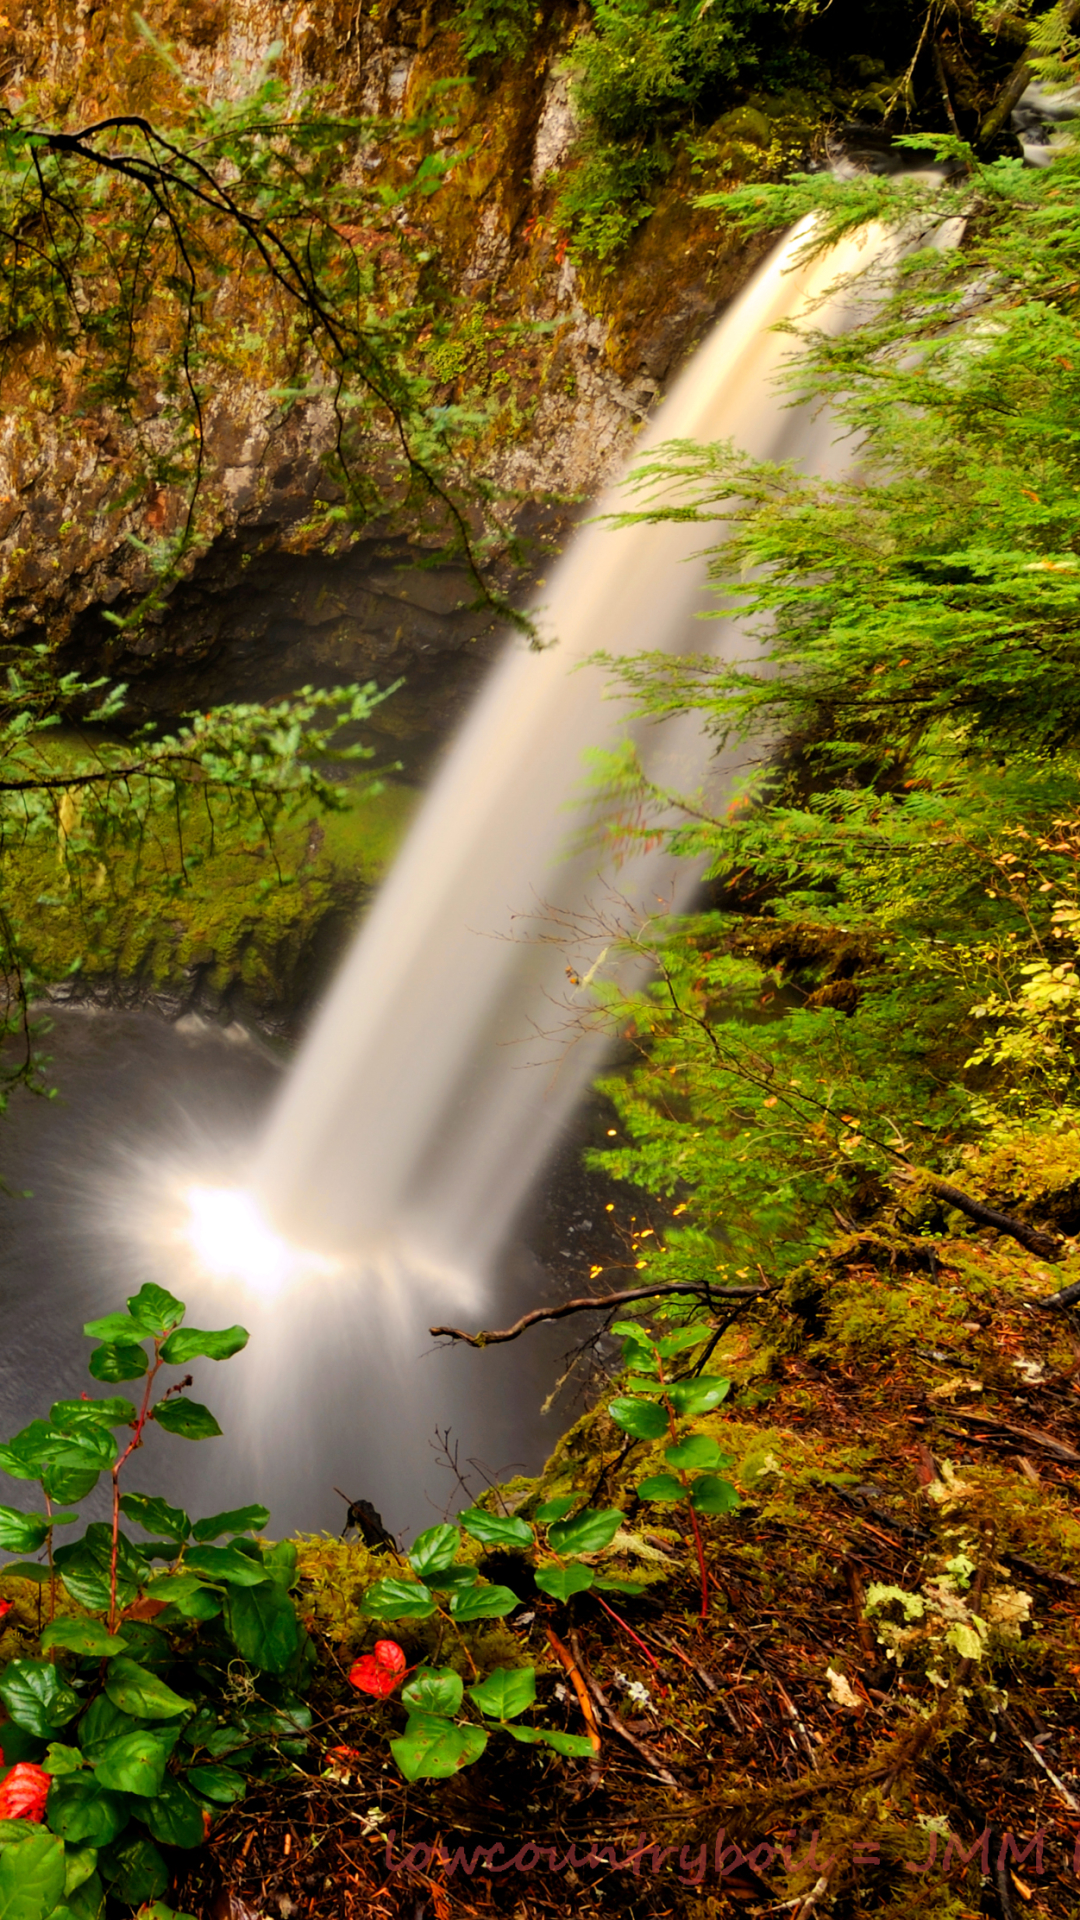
0;217;904;1544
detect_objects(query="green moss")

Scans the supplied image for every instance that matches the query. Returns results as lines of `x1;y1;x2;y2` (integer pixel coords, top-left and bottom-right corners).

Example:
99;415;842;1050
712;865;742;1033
5;761;415;1014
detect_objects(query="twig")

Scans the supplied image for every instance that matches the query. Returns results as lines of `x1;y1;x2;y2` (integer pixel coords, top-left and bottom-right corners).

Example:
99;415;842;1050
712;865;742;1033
771;1674;818;1770
843;1558;877;1661
430;1279;768;1347
943;1409;1080;1464
568;1630;687;1796
640;1627;721;1693
544;1627;601;1755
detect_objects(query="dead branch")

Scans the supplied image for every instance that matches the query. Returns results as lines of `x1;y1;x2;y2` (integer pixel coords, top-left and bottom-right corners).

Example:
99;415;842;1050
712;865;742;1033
430;1279;769;1347
920;1177;1063;1262
1037;1273;1080;1310
568;1630;687;1796
943;1408;1080;1465
544;1627;601;1755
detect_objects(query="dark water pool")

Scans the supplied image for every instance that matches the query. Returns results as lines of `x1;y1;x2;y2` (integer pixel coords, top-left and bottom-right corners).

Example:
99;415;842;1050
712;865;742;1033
0;1006;615;1547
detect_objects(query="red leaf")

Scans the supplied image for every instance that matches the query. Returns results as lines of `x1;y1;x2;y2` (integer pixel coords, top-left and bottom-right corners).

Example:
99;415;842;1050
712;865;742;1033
0;1598;12;1621
0;1761;51;1822
348;1639;406;1698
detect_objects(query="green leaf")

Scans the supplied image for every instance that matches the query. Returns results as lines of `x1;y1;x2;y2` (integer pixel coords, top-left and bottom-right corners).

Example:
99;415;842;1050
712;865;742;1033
150;1398;222;1440
76;1697;138;1761
457;1507;534;1551
466;1666;536;1720
689;1474;741;1515
104;1660;193;1721
0;1661;80;1736
54;1527;146;1614
0;1821;38;1844
360;1578;437;1621
611;1320;658;1355
41;1622;128;1659
92;1730;173;1797
534;1563;595;1601
223;1581;302;1674
42;1744;85;1776
126;1285;184;1337
257;1541;298;1589
425;1564;478;1591
159;1325;248;1365
594;1576;647;1596
41;1464;101;1506
98;1833;168;1903
400;1667;464;1716
390;1713;487;1781
82;1314;142;1343
119;1495;190;1542
0;1425;56;1481
655;1325;711;1357
62;1870;106;1920
448;1583;520;1620
189;1505;269;1542
49;1402;135;1434
637;1473;684;1502
88;1346;147;1383
0;1830;66;1920
45;1776;131;1847
0;1510;50;1554
184;1765;246;1805
547;1508;622;1556
407;1525;461;1579
182;1546;268;1587
607;1397;670;1440
141;1778;204;1849
533;1497;576;1523
142;1575;221;1621
62;1845;99;1897
666;1376;731;1416
114;1625;170;1674
664;1434;729;1470
531;1728;598;1757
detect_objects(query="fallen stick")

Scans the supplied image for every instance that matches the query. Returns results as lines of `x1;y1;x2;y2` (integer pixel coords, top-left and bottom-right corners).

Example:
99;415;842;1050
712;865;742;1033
544;1626;601;1755
569;1629;686;1796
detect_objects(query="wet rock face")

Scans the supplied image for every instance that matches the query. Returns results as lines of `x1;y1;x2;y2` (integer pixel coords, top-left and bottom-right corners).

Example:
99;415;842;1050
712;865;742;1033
59;530;507;725
0;2;765;686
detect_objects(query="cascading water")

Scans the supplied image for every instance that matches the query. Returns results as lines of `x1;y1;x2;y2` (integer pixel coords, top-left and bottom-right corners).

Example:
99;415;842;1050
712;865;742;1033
241;216;895;1304
0;214;922;1543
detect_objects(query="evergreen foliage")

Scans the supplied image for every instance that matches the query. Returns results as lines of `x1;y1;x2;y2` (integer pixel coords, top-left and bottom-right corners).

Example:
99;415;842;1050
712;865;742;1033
587;128;1080;1275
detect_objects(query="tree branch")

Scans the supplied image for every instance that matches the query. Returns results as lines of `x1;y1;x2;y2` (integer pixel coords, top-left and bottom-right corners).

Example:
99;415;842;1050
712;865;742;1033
429;1279;770;1347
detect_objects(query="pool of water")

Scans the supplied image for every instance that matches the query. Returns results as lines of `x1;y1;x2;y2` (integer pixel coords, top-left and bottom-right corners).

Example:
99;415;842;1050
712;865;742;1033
0;1005;616;1548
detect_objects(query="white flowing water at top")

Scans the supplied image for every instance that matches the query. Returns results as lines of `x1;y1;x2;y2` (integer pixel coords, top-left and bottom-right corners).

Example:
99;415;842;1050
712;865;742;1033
246;216;894;1306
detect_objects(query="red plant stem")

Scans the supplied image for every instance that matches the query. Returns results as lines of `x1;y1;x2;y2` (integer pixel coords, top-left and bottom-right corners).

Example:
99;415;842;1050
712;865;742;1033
654;1347;711;1621
43;1492;56;1627
592;1592;662;1673
109;1342;164;1630
684;1494;710;1620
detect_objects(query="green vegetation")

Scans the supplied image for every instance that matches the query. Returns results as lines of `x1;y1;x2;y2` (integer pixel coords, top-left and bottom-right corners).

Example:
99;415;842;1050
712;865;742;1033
0;1283;310;1919
2;724;413;1016
4;8;1080;1917
587;128;1080;1274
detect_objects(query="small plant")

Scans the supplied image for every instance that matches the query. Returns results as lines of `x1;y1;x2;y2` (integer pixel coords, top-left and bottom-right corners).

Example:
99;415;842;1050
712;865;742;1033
353;1503;638;1777
0;1283;314;1919
455;0;534;64
606;1320;739;1618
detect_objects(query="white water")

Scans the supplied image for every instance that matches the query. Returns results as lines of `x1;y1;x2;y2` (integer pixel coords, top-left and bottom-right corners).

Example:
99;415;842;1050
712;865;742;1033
248;216;895;1304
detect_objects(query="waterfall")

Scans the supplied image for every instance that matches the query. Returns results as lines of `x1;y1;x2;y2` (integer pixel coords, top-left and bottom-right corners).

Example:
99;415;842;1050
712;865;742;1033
247;216;894;1304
